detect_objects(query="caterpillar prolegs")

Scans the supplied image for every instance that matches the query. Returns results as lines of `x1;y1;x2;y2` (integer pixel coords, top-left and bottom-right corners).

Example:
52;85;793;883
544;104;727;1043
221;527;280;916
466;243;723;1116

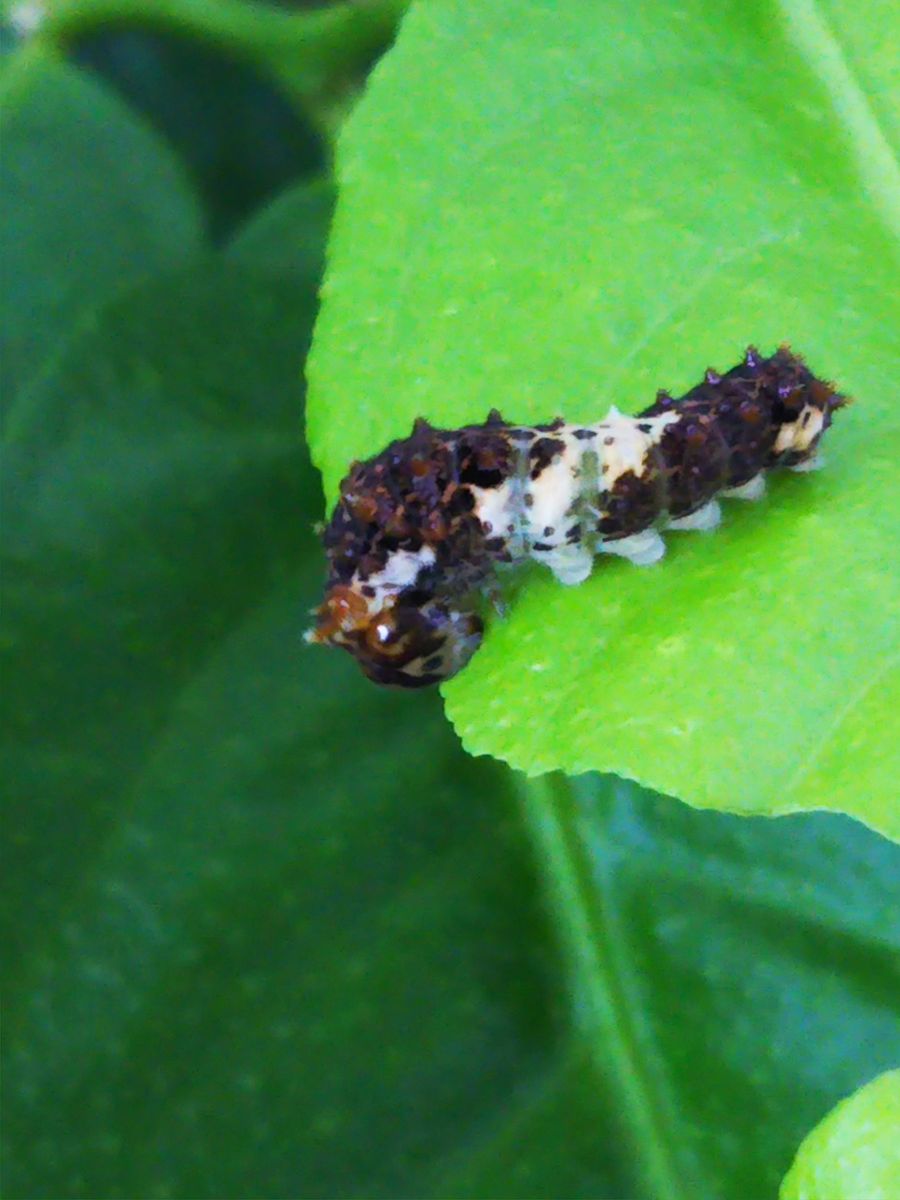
308;346;847;687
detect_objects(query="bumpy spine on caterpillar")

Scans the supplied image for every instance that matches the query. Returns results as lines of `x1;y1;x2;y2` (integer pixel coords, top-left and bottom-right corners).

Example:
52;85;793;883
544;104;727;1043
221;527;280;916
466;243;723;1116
308;346;847;687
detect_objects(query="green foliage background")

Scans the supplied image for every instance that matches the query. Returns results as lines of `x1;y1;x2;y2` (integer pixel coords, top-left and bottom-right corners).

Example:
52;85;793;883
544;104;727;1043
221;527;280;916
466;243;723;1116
2;2;898;1198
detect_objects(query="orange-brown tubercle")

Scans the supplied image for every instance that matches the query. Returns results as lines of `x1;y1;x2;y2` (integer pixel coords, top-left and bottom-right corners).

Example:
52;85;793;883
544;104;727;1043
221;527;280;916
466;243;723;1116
310;585;373;644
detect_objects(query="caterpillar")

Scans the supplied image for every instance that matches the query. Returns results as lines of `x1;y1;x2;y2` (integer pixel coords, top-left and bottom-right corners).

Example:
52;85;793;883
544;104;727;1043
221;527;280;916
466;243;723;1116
307;346;847;687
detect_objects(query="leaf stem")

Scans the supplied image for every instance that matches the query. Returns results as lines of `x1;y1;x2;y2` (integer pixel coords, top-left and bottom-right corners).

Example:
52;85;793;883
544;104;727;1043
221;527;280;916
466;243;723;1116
518;772;689;1200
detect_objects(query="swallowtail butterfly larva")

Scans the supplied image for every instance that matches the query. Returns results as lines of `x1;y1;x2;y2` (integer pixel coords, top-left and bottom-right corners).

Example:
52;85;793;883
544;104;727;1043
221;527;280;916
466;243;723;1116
308;346;847;686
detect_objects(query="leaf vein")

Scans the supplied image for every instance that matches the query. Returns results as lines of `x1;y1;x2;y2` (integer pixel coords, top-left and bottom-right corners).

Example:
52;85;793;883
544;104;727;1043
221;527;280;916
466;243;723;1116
777;0;900;245
781;651;899;802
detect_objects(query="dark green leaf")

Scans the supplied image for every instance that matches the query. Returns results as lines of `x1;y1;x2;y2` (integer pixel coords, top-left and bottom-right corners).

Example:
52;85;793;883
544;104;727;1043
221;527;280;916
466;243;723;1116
503;775;900;1200
0;253;563;1198
226;175;333;283
72;28;326;241
0;51;204;428
2;259;312;967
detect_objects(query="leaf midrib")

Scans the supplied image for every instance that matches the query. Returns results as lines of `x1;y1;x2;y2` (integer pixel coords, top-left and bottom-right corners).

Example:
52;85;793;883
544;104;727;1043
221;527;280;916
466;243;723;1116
519;773;696;1200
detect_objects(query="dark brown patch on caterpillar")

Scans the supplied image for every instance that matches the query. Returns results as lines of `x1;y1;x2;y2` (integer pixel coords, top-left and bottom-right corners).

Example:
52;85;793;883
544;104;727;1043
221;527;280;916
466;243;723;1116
529;436;566;479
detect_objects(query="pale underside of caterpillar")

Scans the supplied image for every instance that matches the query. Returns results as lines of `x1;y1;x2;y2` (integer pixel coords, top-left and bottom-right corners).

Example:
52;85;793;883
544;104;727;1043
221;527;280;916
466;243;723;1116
308;346;847;687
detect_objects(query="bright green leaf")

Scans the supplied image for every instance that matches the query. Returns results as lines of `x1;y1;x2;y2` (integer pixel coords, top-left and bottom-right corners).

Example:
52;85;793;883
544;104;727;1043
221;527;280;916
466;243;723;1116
0;50;204;428
781;1068;900;1200
306;0;900;838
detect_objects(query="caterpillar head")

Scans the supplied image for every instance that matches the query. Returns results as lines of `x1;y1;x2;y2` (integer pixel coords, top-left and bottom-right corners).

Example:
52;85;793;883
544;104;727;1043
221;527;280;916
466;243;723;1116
309;416;500;686
306;587;483;687
764;346;849;464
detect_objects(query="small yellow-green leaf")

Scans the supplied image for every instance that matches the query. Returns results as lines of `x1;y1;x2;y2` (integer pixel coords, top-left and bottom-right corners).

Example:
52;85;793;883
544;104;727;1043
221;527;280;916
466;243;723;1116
781;1069;900;1200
